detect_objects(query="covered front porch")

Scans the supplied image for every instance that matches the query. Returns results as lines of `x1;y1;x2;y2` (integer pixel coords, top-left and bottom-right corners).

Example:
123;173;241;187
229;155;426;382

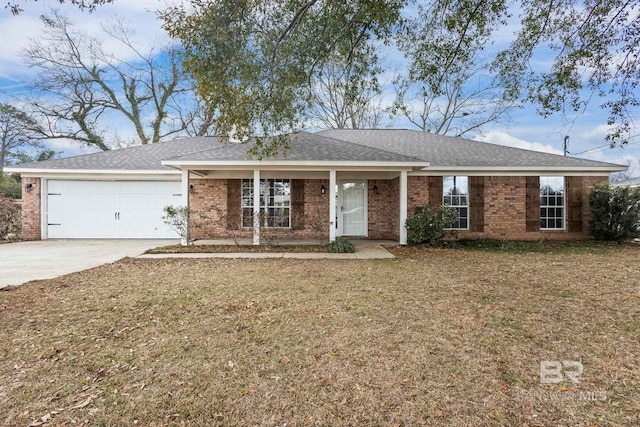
172;166;419;246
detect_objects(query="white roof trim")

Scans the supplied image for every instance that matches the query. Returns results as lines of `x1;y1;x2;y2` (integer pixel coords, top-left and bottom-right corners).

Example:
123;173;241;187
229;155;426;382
162;160;430;170
417;165;625;174
4;168;179;175
162;160;429;167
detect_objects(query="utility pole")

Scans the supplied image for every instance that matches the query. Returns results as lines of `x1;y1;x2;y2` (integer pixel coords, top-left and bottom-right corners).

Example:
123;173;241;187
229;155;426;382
563;136;569;156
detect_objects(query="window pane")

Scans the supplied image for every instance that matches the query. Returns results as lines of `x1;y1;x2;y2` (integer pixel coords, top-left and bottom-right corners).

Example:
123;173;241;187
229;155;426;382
242;178;291;228
443;176;469;229
540;177;565;230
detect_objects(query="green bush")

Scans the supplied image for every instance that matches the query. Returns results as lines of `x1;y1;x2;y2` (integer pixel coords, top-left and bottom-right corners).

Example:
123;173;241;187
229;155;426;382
405;204;459;246
325;237;355;253
0;173;21;199
589;182;640;242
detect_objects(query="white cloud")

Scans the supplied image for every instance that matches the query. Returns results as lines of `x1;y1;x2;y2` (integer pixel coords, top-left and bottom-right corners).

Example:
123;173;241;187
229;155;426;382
474;130;565;155
0;1;170;81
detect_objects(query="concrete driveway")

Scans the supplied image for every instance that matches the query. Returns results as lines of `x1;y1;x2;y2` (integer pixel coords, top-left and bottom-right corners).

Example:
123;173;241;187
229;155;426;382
0;239;177;288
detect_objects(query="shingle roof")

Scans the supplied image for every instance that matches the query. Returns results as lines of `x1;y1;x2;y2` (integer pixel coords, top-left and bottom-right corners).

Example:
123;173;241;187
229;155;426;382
11;137;221;171
318;129;622;168
8;129;623;172
169;132;424;163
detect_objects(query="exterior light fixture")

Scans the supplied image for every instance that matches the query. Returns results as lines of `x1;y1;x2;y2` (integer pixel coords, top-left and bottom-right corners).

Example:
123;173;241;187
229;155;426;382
189;184;194;193
24;183;33;193
373;184;379;195
321;184;326;194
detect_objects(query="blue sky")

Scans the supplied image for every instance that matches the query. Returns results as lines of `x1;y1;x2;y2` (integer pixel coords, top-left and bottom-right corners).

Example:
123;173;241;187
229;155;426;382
1;0;638;176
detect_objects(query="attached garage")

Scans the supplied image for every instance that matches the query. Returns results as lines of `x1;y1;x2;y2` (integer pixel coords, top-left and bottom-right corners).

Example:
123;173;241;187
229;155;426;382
4;137;221;240
46;180;182;239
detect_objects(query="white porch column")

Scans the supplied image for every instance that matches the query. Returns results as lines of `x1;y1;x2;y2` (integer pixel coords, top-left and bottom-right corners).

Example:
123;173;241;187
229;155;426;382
329;170;337;242
253;169;261;245
399;170;408;245
180;169;190;246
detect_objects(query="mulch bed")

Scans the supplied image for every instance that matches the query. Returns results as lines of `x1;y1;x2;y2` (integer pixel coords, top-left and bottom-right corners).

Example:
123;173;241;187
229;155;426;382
146;244;328;254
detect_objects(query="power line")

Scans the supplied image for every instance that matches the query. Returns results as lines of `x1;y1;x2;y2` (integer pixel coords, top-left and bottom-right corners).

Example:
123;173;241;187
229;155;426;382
571;134;640;156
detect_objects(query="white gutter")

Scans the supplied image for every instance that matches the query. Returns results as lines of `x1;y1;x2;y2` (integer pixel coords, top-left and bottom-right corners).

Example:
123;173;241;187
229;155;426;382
413;165;626;176
3;167;180;175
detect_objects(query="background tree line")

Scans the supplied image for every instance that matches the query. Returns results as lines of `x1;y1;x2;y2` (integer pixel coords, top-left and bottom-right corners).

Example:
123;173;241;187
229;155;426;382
1;0;638;187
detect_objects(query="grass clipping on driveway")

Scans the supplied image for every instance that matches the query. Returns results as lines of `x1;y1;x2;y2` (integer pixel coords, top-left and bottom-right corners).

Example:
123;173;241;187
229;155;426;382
1;247;639;426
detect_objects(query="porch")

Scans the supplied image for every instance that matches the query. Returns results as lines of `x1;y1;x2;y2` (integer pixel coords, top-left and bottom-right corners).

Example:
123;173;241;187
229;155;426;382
181;169;411;245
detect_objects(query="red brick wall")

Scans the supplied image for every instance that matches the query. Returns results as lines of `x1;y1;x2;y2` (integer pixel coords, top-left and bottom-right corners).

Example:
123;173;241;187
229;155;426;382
21;177;41;240
451;176;607;241
188;179;229;239
188;178;331;241
188;175;608;242
368;178;399;240
408;176;429;215
301;179;330;240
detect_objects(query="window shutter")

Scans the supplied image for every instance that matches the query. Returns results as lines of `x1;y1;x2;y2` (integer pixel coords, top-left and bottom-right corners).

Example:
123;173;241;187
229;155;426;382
428;176;443;206
291;179;305;230
227;179;241;229
566;176;583;232
469;176;485;232
526;176;540;232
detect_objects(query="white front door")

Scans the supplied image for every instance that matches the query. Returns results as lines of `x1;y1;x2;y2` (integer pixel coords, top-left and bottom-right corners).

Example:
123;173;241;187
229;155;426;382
338;181;367;236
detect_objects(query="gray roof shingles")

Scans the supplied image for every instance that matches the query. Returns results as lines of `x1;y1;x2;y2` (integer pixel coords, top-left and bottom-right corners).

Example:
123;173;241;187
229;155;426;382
10;128;622;171
168;132;424;163
12;137;220;171
318;129;622;168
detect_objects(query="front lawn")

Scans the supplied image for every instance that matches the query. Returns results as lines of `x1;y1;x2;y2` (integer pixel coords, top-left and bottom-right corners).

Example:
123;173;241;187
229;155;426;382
1;247;639;426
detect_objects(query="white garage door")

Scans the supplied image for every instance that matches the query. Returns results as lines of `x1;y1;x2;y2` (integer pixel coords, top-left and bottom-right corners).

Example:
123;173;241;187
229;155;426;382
47;180;183;239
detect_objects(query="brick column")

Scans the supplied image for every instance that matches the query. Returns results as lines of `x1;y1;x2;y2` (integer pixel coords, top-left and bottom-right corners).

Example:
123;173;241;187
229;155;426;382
21;177;42;240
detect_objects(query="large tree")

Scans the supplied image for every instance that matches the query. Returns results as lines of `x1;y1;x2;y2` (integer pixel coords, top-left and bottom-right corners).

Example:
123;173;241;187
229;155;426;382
0;103;42;172
160;0;403;157
22;12;210;151
5;0;114;15
307;53;387;129
392;0;515;137
161;0;639;151
493;0;640;146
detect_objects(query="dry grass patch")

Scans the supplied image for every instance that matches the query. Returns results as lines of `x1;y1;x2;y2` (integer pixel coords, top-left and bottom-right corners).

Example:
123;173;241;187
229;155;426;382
1;247;639;426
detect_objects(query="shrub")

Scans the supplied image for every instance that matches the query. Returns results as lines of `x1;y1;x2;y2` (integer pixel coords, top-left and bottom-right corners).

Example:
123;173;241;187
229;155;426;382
162;205;208;245
0;195;21;240
405;204;458;246
325;237;355;253
589;183;640;242
0;172;21;199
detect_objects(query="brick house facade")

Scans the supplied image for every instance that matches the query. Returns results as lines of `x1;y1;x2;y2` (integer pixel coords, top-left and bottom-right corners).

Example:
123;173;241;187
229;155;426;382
6;129;623;243
184;175;607;242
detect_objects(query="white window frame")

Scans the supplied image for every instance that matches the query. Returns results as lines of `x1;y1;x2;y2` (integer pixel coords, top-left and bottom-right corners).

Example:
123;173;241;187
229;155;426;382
540;176;565;230
241;178;291;228
443;175;469;230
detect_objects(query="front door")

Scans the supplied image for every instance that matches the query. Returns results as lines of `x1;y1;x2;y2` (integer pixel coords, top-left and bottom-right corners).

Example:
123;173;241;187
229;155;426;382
338;181;367;236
